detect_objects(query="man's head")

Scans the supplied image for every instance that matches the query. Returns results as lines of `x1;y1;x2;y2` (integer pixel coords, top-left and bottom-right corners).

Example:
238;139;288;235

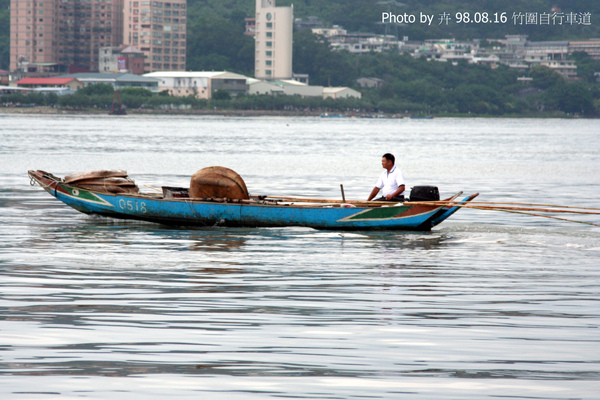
381;153;395;171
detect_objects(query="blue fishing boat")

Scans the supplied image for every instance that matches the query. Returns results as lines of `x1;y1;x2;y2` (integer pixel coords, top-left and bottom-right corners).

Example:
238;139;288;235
28;170;478;231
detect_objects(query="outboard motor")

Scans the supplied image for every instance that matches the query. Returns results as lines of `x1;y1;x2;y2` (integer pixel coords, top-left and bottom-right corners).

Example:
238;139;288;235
409;186;440;201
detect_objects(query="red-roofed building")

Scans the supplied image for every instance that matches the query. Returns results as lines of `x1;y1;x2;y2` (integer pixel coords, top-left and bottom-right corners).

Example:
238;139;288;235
16;77;84;90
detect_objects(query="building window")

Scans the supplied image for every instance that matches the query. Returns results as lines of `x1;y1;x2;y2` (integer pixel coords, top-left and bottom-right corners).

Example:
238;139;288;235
266;51;272;56
266;32;272;38
266;41;272;47
266;60;272;66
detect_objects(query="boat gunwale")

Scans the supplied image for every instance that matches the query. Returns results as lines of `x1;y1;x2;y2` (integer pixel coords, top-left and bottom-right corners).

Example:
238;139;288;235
29;169;435;211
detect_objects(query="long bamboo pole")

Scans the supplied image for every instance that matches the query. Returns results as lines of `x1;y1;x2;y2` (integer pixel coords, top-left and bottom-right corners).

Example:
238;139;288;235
419;200;600;211
407;199;600;226
407;201;600;215
482;208;600;227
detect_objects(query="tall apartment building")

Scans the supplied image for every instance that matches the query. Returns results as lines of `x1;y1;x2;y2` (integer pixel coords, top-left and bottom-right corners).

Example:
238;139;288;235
10;0;187;74
10;0;56;72
254;0;293;80
123;0;187;72
10;0;124;73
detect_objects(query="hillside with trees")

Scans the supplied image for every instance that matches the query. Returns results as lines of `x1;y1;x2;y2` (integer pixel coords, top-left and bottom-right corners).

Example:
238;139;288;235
182;0;600;75
185;0;600;116
2;0;600;71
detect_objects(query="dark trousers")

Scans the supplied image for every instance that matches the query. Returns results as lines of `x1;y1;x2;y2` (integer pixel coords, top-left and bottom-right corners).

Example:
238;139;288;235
374;196;405;202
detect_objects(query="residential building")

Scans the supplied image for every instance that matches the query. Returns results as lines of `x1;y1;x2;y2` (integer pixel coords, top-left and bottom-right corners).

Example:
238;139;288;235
99;45;145;74
57;72;160;92
123;0;188;73
539;60;577;80
244;18;256;37
501;36;575;79
16;77;84;90
10;0;61;73
471;53;500;68
312;26;347;39
294;16;323;31
418;39;474;62
329;33;399;54
10;0;125;73
505;35;528;54
292;73;309;85
569;39;600;61
255;0;293;80
356;77;384;89
524;41;569;63
143;71;248;99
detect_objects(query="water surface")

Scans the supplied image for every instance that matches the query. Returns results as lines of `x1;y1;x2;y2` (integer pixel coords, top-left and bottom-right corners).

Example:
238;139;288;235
1;114;599;399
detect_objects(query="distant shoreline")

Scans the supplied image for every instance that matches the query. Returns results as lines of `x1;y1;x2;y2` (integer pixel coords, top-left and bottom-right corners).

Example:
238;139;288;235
0;106;317;117
0;106;593;119
0;106;402;118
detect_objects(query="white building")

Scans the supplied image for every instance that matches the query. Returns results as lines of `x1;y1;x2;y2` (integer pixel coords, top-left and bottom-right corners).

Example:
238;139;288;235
312;26;347;38
99;45;145;74
328;33;399;54
144;71;248;99
255;0;293;80
323;87;362;99
247;78;361;99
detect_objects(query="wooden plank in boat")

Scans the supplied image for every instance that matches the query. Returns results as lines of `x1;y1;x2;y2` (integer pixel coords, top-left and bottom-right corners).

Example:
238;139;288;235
64;170;128;184
72;177;137;186
76;184;139;194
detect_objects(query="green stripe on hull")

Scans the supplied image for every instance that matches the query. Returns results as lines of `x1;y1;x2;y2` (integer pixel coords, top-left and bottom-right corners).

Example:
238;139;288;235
60;185;114;207
346;205;411;220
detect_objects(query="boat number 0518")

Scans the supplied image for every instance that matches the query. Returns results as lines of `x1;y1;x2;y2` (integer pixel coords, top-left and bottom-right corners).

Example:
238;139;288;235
119;199;147;214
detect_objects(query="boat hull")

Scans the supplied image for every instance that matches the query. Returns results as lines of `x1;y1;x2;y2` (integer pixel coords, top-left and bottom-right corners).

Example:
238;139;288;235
29;170;477;231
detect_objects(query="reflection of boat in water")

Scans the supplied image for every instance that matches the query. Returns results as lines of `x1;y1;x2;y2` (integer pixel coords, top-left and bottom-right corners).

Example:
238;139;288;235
29;169;478;231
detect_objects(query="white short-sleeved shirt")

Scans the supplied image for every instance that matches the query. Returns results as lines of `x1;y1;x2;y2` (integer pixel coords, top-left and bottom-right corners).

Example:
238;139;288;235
376;165;405;197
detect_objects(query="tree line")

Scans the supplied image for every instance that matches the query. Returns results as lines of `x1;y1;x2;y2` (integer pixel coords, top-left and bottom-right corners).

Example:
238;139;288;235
2;52;598;116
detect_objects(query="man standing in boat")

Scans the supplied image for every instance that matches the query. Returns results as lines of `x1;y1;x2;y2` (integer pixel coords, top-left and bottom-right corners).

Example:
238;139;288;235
367;153;406;202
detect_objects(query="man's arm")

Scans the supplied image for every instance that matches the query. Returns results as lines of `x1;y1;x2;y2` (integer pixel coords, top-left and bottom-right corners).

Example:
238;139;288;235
367;187;380;201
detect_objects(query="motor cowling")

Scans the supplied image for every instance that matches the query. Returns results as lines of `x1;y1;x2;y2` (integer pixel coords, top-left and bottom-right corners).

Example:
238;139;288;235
409;186;440;201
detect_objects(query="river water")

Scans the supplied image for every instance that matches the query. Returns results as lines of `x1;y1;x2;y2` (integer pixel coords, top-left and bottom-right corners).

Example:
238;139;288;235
1;114;599;399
